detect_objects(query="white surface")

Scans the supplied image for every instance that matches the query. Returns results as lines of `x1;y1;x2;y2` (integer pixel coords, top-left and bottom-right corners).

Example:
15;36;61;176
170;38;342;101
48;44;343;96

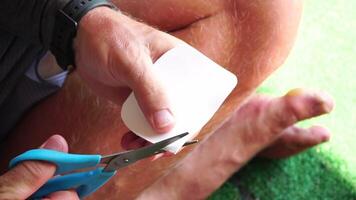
26;56;68;87
121;45;238;153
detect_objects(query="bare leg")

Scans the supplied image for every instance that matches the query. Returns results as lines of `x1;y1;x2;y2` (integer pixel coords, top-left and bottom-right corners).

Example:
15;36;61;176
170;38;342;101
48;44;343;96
0;0;305;199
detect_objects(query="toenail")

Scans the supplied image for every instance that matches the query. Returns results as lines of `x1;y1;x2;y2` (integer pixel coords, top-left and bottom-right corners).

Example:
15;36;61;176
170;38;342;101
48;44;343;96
286;88;304;97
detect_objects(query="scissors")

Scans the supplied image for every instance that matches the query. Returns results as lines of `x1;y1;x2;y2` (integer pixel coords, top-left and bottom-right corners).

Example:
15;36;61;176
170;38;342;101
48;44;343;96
9;132;195;199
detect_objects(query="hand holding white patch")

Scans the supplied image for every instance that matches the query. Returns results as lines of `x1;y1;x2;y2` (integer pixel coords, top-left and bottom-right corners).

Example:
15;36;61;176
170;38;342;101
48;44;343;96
121;45;238;153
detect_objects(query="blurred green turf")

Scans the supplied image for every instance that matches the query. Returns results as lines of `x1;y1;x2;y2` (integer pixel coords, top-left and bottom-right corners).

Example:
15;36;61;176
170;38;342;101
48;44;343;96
210;0;356;199
209;182;240;200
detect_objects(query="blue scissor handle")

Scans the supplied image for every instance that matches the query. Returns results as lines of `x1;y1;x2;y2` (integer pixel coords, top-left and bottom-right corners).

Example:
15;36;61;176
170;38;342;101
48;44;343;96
30;167;116;199
9;149;101;175
9;149;115;198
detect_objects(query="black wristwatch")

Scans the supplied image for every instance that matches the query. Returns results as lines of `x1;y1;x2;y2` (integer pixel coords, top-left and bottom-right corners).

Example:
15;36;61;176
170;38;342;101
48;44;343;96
50;0;116;70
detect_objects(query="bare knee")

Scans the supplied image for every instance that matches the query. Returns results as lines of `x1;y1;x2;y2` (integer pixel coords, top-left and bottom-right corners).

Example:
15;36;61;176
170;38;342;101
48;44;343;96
235;0;303;57
112;0;224;31
222;0;304;89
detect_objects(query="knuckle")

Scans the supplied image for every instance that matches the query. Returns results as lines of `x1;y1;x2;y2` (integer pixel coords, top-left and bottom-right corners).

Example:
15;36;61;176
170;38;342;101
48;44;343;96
0;161;54;200
0;180;15;200
126;43;146;67
229;149;248;167
20;161;52;183
108;40;150;85
106;50;122;82
267;99;298;134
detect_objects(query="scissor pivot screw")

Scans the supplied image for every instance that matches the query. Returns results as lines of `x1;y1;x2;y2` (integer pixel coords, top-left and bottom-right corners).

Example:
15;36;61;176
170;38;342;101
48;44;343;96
123;158;130;163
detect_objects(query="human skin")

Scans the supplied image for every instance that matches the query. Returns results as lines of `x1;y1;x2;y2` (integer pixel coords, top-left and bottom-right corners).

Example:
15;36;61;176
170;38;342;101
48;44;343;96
0;90;333;200
137;89;333;199
0;0;332;199
0;135;79;199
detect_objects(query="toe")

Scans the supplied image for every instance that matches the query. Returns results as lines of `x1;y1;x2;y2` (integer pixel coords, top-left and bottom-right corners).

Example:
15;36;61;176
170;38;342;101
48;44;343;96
257;125;331;159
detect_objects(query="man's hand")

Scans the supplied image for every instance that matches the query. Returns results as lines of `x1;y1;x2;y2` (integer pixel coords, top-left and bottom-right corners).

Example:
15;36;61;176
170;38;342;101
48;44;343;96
74;7;185;133
0;135;79;200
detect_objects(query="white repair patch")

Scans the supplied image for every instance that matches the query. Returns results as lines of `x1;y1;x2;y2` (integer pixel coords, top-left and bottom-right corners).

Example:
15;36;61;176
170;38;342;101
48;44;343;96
121;45;238;153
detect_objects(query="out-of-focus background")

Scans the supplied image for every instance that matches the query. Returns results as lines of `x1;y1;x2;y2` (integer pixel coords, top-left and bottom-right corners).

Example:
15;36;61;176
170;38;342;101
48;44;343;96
210;1;356;199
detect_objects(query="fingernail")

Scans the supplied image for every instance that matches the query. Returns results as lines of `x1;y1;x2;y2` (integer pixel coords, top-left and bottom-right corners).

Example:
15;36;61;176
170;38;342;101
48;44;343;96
40;135;64;151
153;109;175;130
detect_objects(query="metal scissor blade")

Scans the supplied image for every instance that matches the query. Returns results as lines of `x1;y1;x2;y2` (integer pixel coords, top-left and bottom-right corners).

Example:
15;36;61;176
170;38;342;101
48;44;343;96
153;139;199;155
103;132;189;172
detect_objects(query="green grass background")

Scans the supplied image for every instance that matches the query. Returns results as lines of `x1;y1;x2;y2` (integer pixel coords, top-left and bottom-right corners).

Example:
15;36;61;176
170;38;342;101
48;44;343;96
210;0;356;199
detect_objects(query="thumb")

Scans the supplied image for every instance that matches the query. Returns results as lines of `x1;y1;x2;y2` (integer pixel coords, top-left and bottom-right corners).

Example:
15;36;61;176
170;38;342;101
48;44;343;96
128;54;175;133
0;135;68;199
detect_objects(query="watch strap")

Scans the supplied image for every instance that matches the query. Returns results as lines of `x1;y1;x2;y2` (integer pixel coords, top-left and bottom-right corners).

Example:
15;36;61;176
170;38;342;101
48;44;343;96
50;0;116;70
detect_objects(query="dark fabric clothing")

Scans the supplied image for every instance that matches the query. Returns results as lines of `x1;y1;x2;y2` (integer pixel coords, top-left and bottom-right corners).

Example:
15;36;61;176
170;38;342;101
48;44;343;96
0;74;59;140
0;0;70;139
0;32;42;105
0;0;70;47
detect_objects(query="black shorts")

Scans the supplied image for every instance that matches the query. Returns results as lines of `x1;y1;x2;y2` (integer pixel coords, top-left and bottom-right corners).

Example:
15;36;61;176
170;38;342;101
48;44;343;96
0;54;68;140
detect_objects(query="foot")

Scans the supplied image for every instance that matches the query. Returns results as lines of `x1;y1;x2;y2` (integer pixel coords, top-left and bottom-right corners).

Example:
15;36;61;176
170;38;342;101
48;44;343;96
136;88;334;199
